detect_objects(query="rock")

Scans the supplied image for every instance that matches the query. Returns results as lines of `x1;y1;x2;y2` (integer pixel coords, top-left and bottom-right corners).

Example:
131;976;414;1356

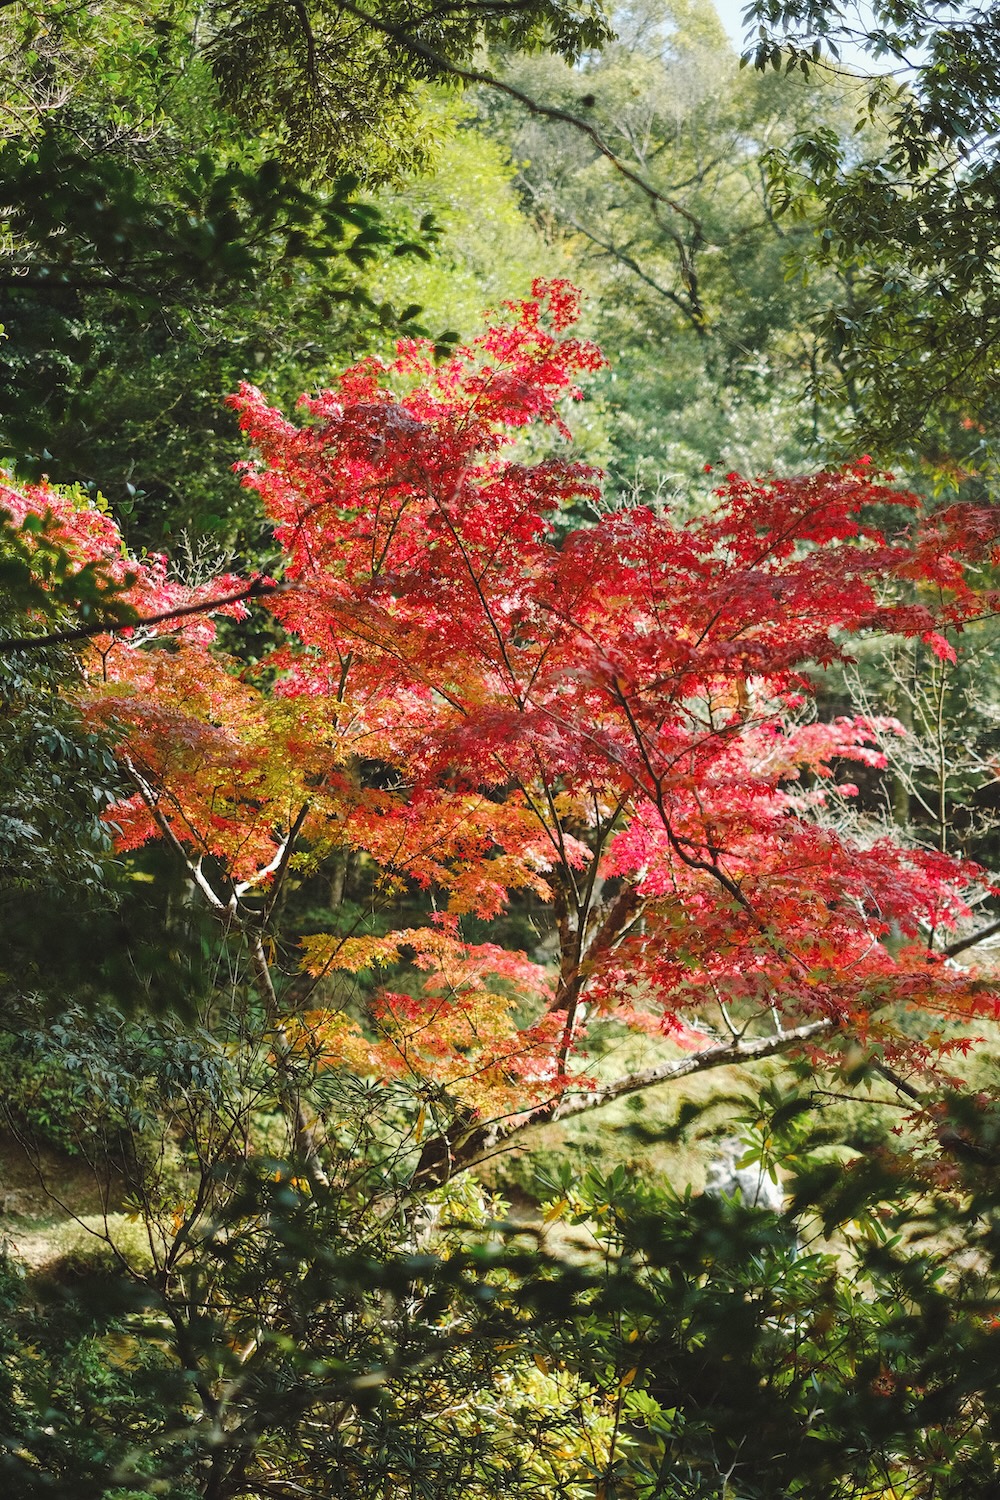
704;1138;784;1212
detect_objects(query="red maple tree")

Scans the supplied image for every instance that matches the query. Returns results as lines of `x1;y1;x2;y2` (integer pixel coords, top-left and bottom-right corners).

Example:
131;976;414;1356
16;281;1000;1187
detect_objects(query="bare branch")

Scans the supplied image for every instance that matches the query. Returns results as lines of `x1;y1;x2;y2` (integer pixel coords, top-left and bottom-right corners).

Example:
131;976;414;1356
529;190;705;332
944;916;1000;959
407;1018;835;1193
124;756;231;914
246;935;332;1193
550;1019;835;1121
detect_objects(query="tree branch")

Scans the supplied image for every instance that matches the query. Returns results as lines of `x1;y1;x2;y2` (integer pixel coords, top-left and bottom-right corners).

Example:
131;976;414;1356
125;760;330;1190
526;189;706;334
124;757;229;914
327;0;703;231
0;577;281;655
943;916;1000;959
550;1019;835;1121
246;935;332;1193
407;1018;835;1193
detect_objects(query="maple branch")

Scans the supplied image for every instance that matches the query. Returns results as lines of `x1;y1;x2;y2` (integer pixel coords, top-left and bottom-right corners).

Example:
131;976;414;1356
407;1019;835;1193
123;757;230;915
233;838;297;900
246;935;332;1193
124;760;331;1189
872;1061;1000;1167
326;0;703;232
428;489;523;700
550;798;637;1070
262;801;313;920
606;680;757;916
549;879;643;1021
943;916;1000;959
0;578;281;654
872;1060;923;1104
553;1019;836;1122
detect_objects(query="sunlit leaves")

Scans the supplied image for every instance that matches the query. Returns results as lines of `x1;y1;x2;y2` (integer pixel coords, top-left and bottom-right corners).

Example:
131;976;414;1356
23;282;1000;1125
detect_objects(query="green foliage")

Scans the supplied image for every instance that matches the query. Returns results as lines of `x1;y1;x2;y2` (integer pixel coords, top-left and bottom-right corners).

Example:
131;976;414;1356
4;1033;1000;1498
746;0;1000;473
0;529;137;1017
0;2;449;542
530;1102;1000;1498
0;0;623;541
0;529;224;1020
0;997;593;1498
0;133;380;298
473;0;870;490
376;95;564;345
0;512;224;1017
0;134;435;540
0;656;118;889
205;0;614;181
